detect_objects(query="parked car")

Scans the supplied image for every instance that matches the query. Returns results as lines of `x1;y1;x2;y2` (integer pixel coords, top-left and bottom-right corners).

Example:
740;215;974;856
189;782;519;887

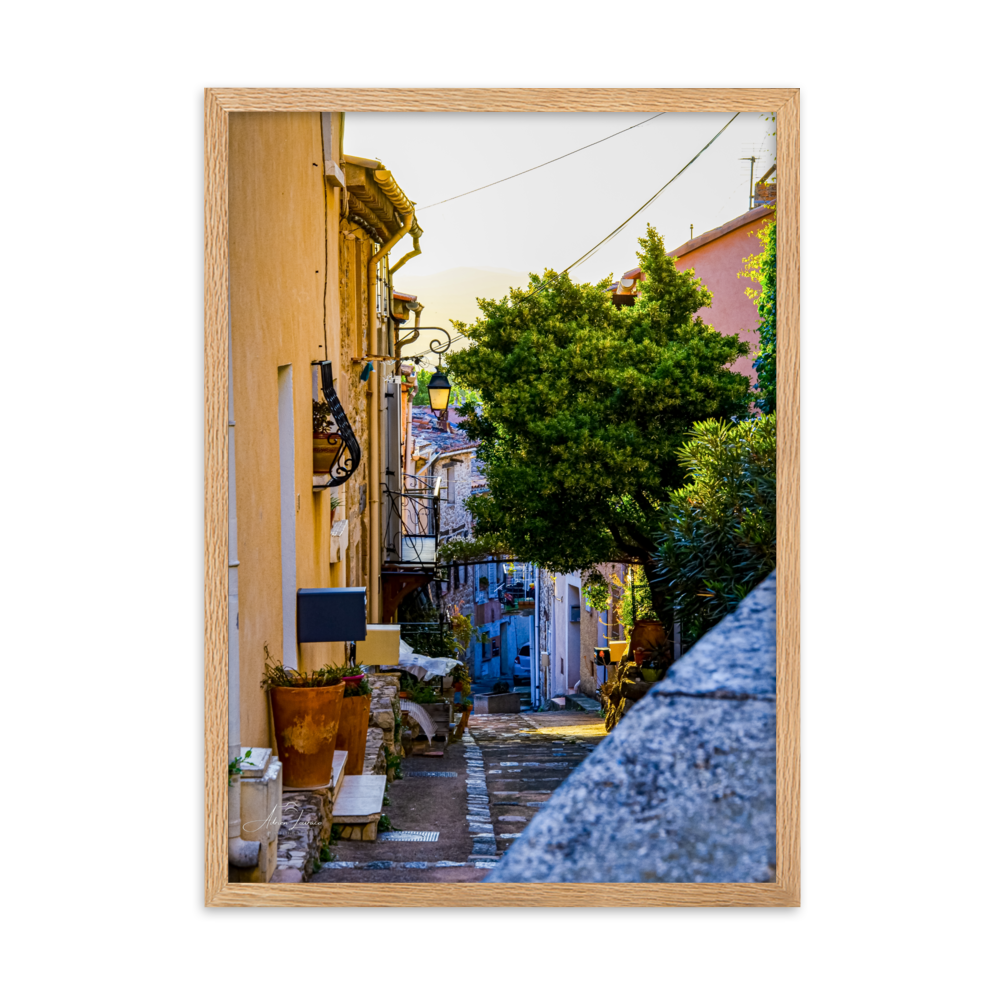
513;643;531;683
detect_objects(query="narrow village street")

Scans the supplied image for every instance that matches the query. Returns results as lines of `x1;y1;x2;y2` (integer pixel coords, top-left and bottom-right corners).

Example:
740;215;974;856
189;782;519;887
220;110;783;893
312;709;604;883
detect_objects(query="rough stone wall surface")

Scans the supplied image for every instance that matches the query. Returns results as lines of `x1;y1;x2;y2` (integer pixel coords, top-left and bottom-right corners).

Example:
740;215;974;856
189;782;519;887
274;787;335;882
363;726;387;774
369;675;401;755
580;597;599;698
437;451;477;537
339;220;374;593
487;572;777;884
536;571;554;702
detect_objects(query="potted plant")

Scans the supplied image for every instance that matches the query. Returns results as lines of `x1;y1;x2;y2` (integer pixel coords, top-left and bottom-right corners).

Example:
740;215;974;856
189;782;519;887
313;400;343;476
335;672;372;777
638;640;671;683
261;645;346;788
401;678;443;704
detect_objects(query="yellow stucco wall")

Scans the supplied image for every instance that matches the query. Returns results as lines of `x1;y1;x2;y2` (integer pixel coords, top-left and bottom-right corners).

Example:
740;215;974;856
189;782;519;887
229;112;368;748
227;111;420;746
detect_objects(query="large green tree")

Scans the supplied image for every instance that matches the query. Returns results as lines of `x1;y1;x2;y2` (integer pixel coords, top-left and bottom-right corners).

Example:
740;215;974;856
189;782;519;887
443;225;751;622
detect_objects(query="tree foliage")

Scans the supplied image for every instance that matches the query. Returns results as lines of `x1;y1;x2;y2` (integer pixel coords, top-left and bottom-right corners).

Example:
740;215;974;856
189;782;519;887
582;570;609;614
445;225;752;613
741;220;777;414
652;415;776;643
611;566;656;639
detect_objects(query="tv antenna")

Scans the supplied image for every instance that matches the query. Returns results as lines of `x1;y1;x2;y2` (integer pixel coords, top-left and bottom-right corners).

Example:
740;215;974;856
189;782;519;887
739;155;760;211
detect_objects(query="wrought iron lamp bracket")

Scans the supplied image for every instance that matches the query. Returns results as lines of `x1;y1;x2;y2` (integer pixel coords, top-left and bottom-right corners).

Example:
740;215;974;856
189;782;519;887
398;326;454;368
312;361;362;488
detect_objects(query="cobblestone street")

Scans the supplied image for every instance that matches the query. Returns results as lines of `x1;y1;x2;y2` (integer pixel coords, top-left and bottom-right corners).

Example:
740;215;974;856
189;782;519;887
312;710;605;883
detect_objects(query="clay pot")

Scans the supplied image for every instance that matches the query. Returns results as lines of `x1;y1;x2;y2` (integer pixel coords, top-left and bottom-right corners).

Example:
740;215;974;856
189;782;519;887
269;683;344;788
313;432;343;476
335;693;371;776
627;619;668;660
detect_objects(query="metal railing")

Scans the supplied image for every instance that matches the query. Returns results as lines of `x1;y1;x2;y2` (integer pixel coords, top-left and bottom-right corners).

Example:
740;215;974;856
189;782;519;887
311;360;362;487
382;473;441;569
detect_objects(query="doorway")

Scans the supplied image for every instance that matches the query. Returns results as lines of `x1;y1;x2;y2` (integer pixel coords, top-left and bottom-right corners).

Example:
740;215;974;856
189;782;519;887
567;583;581;690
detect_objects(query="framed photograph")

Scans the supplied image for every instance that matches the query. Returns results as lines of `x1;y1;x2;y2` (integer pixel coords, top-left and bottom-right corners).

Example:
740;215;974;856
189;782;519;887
205;88;799;907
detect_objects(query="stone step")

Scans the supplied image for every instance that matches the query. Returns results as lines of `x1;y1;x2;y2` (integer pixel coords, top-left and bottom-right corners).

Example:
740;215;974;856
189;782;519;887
332;774;386;822
564;692;602;714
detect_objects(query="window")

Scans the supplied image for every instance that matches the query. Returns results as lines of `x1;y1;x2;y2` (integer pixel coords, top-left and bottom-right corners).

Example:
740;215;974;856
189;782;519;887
491;636;501;658
445;463;456;504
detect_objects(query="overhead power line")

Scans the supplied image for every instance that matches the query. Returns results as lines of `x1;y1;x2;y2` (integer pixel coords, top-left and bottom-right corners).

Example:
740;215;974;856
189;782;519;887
418;113;667;210
557;111;741;277
404;112;742;356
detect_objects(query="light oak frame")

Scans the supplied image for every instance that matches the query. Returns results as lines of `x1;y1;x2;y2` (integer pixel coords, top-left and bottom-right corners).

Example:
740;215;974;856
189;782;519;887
205;88;800;907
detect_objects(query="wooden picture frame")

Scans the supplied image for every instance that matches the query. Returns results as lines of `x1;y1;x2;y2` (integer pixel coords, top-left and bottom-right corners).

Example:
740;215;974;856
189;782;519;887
205;87;799;907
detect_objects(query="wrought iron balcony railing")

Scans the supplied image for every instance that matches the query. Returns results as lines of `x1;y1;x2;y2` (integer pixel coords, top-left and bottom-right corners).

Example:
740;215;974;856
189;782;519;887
311;360;362;487
382;474;441;570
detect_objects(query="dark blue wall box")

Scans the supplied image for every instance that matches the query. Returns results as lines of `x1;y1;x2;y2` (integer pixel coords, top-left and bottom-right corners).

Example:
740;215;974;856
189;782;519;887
297;588;368;643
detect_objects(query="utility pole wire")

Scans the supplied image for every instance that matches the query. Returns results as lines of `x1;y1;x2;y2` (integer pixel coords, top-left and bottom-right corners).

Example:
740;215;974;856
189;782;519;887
557;111;742;277
418;113;667;210
406;112;742;353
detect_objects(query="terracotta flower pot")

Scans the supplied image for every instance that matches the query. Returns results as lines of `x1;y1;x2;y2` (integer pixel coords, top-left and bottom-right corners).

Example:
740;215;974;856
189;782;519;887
335;693;371;776
313;432;343;476
627;619;667;660
269;683;344;788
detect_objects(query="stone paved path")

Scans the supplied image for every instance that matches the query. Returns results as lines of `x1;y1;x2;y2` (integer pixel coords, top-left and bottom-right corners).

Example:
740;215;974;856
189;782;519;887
312;709;605;883
468;711;606;862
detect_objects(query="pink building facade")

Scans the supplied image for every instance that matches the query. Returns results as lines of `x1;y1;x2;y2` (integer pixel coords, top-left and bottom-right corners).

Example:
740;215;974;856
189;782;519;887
616;204;774;383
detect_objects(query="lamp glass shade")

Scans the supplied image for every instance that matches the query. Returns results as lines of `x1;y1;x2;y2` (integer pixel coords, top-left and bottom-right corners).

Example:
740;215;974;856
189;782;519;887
427;369;452;412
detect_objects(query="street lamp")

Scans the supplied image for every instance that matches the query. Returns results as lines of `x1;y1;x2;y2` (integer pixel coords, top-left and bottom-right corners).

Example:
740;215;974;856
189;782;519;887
427;366;452;413
396;324;455;413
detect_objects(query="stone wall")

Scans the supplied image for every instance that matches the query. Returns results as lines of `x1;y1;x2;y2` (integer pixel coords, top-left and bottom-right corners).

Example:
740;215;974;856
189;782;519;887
536;571;554;702
339;218;374;597
368;674;402;759
436;449;477;538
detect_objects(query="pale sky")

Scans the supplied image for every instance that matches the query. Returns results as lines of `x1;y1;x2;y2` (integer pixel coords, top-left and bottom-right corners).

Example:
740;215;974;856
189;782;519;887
346;111;774;281
344;111;775;360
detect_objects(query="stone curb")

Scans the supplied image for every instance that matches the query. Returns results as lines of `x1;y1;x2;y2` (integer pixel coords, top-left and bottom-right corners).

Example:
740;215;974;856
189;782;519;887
321;859;497;870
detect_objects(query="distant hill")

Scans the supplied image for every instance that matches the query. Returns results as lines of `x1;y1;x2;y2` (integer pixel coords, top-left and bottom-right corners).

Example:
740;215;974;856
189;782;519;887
393;267;531;361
